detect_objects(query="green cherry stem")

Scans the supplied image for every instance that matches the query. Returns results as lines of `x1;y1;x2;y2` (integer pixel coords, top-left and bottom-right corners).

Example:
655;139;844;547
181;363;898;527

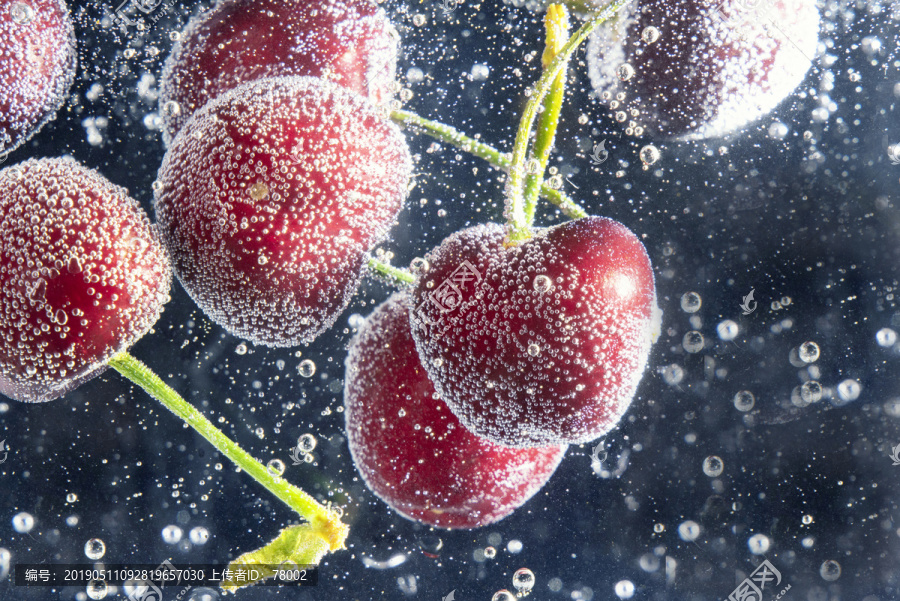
522;4;570;223
108;352;349;552
505;0;632;244
367;256;416;285
390;109;587;219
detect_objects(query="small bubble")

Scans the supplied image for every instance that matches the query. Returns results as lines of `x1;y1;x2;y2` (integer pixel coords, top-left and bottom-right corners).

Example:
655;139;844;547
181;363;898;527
800;381;823;404
9;2;35;25
661;364;684;386
733;390;755;412
653;523;665;533
492;591;517;601
297;433;317;453
533;274;553;293
86;580;108;600
431;357;444;368
298;359;316;378
716;320;739;341
161;525;183;544
802;514;814;525
641;25;660;43
412;13;426;26
616;63;635;81
169;31;181;42
189;526;210;545
267;459;286;476
837;379;861;403
798;341;820;363
235;343;248;355
512;568;535;594
614;580;635;599
66;493;78;503
639;144;661;166
747;534;770;554
249;182;269;201
12;512;34;533
84;538;106;560
527;343;541;357
123;48;136;59
702;456;723;477
162;100;181;117
876;328;897;347
678;520;701;541
507;539;523;553
682;331;704;353
819;560;841;581
484;546;497;559
680;292;701;313
410;257;429;274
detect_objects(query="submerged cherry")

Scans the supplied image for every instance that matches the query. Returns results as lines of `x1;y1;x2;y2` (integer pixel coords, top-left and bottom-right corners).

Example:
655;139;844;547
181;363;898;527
0;0;77;155
409;217;661;448
345;293;567;529
154;76;412;347
0;158;171;403
159;0;399;142
586;0;819;140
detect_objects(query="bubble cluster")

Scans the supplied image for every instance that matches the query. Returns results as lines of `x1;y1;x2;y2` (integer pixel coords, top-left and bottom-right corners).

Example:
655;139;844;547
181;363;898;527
0;158;171;403
159;0;399;141
154;76;412;347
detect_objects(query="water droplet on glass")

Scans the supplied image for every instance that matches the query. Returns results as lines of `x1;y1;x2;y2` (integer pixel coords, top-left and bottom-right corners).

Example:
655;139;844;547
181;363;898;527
297;433;317;453
12;512;34;533
747;533;770;554
733;390;755;412
189;526;210;545
512;568;535;594
84;538;106;560
616;63;635;81
641;25;660;43
680;291;701;313
819;559;841;581
798;341;820;363
678;520;700;541
702;455;723;477
267;459;286;476
639;144;660;166
298;359;316;378
533;274;552;293
682;331;704;353
86;580;108;600
10;2;35;25
614;580;635;599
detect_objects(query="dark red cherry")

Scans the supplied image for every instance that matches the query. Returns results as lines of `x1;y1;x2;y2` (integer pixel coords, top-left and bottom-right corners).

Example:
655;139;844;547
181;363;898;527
154;76;412;347
159;0;399;142
0;158;171;403
586;0;819;139
345;293;567;529
409;217;661;448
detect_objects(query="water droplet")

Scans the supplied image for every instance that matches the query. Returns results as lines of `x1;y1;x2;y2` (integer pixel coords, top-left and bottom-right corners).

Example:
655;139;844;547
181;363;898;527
249;182;269;201
680;292;701;313
616;63;635;81
512;568;535;594
484;546;497;559
819;559;841;581
639;144;661;166
84;538;106;560
747;534;770;554
716;320;739;341
161;525;183;544
682;331;704;353
410;257;429;274
86;580;108;600
614;580;635;599
267;459;286;476
12;512;34;533
9;2;35;25
527;343;541;357
189;526;210;545
641;25;660;43
678;520;701;541
297;433;317;454
702;455;723;477
298;359;316;378
733;390;755;412
798;341;820;363
533;274;553;293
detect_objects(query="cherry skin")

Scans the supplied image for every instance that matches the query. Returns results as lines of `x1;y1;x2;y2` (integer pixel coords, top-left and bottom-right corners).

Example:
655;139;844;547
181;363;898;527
345;293;567;529
159;0;399;143
0;158;172;403
586;0;819;140
0;0;76;155
154;76;412;347
408;217;661;448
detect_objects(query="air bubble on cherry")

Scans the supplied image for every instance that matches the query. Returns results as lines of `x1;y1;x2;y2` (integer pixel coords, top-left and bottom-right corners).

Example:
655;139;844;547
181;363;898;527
533;274;552;293
512;568;535;596
9;2;34;25
84;538;106;560
527;343;541;357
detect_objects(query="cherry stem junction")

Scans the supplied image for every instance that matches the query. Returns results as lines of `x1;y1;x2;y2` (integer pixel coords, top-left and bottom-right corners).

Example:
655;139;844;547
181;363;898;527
108;352;349;553
390;109;587;219
522;4;570;224
367;255;416;285
505;0;632;244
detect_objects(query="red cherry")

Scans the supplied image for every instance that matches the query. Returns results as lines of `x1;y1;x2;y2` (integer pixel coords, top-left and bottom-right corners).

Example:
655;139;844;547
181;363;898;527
0;158;172;403
408;217;660;448
345;293;567;529
154;76;412;347
159;0;399;142
0;0;76;155
586;0;819;140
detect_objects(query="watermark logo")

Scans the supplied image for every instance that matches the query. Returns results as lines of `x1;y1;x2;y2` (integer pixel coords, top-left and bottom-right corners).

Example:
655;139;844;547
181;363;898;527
0;154;7;166
112;0;173;36
740;289;757;315
889;442;900;466
289;445;307;466
590;442;606;468
441;0;456;15
725;559;789;601
414;261;483;326
0;439;7;464
888;144;900;165
442;590;456;601
590;140;609;165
